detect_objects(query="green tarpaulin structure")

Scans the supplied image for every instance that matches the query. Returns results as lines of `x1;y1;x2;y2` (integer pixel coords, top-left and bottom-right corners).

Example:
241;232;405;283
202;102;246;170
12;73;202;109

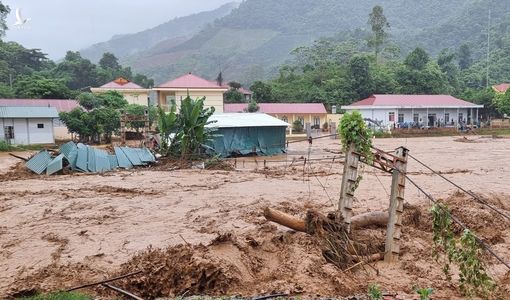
206;113;288;157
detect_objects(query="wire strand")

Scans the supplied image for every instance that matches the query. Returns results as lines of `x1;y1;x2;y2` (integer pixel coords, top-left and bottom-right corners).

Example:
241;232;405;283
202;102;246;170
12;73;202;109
408;153;510;221
404;174;510;270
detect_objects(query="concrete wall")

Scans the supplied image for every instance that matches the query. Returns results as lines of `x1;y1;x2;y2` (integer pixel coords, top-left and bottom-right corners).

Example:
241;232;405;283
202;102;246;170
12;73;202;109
349;108;477;127
1;118;54;144
123;92;150;106
158;90;225;113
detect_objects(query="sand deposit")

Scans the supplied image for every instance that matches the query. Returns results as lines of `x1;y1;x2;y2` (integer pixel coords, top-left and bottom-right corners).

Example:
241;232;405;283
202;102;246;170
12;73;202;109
0;136;509;299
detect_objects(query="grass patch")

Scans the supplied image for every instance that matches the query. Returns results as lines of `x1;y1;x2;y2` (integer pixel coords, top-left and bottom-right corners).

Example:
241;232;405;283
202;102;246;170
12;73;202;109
17;291;91;300
0;141;51;152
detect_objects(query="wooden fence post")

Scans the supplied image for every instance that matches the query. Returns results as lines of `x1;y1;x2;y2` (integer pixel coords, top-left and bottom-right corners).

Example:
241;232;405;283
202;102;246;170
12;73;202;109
384;146;408;263
338;143;360;232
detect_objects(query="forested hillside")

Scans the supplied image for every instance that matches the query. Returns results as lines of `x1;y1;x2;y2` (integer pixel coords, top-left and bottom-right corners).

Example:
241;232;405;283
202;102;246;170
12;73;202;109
80;2;238;63
121;0;500;84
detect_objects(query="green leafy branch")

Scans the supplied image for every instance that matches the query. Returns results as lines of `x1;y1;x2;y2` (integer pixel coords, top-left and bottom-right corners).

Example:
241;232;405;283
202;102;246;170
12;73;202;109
431;203;496;298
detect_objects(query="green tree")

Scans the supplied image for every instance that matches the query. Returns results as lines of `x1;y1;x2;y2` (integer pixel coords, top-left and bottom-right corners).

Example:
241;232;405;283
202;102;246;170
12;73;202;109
13;74;74;99
125;104;157;131
458;44;472;70
0;83;13;97
405;47;430;70
54;51;101;90
77;92;101;110
158;95;216;160
224;89;244;103
250;81;274;102
98;90;128;109
0;2;9;37
245;99;259;112
228;81;242;89
99;52;121;70
368;5;390;63
348;55;373;99
494;89;510;116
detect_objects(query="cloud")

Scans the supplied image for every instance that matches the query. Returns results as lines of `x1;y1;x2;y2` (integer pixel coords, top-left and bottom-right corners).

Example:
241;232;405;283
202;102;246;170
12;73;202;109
2;0;232;59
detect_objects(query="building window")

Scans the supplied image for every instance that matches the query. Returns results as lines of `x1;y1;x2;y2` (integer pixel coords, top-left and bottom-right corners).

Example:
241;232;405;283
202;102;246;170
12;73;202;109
4;126;14;139
298;116;304;125
458;113;464;122
166;95;176;107
413;113;419;123
37;123;44;129
313;116;320;126
398;113;404;123
388;112;395;122
282;116;288;123
445;113;450;123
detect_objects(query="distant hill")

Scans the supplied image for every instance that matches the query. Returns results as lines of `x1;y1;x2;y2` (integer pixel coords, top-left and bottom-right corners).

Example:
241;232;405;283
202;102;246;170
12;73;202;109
83;0;510;85
80;2;239;63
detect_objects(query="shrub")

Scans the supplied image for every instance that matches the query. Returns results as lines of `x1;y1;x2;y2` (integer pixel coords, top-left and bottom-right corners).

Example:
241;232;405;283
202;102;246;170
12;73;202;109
292;120;304;133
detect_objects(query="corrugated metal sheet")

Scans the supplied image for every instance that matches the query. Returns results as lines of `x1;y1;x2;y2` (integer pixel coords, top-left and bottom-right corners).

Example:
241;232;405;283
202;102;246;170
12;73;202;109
137;148;155;163
121;147;144;166
108;155;119;169
94;148;111;173
26;150;52;174
46;154;64;175
76;147;88;172
206;113;289;128
60;141;78;169
26;142;155;175
0;106;59;118
114;146;133;169
87;146;96;172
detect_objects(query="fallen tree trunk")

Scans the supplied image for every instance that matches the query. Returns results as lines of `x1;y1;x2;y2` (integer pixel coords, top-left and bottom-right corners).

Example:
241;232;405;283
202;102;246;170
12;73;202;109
263;207;306;232
264;207;388;232
351;211;389;229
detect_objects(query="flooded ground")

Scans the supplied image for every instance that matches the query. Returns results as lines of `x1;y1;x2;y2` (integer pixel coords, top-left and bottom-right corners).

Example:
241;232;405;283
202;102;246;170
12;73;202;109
0;136;509;299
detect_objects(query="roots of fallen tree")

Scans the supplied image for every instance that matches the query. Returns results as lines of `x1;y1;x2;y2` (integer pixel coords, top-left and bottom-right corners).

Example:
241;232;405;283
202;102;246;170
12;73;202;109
263;207;387;269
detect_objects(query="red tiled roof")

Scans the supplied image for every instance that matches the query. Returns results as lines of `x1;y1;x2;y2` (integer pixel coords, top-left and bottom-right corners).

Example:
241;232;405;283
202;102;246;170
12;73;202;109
347;95;480;107
0;99;80;113
224;103;327;114
493;83;510;93
100;77;144;89
157;73;226;89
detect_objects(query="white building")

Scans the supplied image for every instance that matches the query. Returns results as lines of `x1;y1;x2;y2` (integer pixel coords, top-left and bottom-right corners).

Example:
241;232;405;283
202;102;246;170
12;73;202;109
0;106;58;144
341;95;484;128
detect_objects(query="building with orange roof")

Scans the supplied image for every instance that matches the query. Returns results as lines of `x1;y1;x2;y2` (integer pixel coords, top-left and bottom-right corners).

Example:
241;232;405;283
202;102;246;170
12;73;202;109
153;73;228;113
492;83;510;94
91;77;150;106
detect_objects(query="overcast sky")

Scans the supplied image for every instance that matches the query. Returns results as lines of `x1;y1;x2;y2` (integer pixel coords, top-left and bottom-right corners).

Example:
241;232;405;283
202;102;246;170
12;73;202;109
3;0;232;60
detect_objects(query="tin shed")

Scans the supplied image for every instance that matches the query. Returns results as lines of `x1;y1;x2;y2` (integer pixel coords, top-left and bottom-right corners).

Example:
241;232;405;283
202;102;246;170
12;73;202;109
206;113;288;157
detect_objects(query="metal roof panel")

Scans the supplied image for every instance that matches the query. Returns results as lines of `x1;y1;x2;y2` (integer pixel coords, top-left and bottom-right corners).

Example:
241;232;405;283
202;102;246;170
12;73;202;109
114;146;133;169
46;154;64;175
0;106;59;118
206;113;289;128
26;150;52;174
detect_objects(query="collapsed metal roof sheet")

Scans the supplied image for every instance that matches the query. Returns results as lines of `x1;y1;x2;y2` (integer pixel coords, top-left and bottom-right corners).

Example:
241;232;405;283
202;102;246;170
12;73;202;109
26;150;52;174
26;142;156;175
114;146;133;169
121;147;144;166
46;154;64;175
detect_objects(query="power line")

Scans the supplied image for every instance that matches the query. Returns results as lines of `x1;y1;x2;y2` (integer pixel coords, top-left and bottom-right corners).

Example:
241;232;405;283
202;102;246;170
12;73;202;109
408;153;510;221
404;174;510;270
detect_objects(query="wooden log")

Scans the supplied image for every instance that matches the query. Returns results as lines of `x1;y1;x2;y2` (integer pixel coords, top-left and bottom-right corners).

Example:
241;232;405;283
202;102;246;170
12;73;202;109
263;207;306;232
264;207;388;232
351;211;389;229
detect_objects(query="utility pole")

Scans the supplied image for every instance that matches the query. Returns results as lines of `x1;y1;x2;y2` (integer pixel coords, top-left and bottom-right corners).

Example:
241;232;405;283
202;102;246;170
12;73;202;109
486;6;491;88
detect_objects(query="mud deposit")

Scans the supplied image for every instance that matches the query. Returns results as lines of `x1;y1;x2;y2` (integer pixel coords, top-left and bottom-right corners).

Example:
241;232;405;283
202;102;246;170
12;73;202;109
1;136;509;299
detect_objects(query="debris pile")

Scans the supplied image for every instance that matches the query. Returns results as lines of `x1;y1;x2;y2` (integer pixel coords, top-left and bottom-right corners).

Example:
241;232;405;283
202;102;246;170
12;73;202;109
25;142;156;175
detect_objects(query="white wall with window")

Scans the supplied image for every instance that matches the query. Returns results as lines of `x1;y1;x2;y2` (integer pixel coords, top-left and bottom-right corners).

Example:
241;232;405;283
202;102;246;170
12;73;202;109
1;118;55;144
